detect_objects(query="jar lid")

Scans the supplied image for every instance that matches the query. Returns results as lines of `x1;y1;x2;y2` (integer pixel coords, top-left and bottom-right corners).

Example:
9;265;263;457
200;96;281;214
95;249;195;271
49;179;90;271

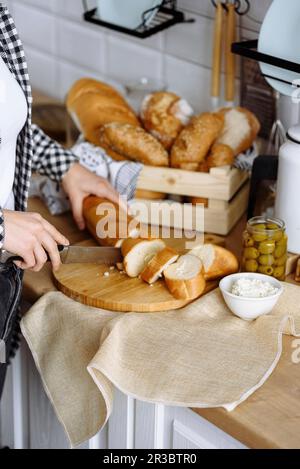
287;125;300;144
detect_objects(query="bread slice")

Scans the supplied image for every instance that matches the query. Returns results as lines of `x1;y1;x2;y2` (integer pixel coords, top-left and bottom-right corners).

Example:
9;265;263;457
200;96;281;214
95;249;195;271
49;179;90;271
164;254;206;300
188;244;239;281
122;238;166;278
141;247;179;285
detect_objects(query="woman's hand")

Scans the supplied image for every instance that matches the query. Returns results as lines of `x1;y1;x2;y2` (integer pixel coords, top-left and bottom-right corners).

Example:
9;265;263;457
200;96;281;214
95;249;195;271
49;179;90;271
3;211;69;272
62;163;125;230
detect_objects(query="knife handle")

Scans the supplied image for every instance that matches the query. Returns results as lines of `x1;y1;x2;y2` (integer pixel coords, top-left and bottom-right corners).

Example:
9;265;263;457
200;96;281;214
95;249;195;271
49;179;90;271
0;245;66;265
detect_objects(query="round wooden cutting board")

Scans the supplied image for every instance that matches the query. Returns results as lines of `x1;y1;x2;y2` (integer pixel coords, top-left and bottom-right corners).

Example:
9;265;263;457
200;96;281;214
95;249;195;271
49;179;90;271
53;263;217;313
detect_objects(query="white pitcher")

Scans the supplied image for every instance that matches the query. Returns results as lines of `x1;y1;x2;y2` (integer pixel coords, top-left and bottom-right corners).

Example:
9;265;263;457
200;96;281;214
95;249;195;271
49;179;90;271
275;126;300;254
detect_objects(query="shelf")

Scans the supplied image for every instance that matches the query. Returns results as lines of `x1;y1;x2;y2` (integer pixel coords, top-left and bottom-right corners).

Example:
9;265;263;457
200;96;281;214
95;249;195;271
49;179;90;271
232;40;300;87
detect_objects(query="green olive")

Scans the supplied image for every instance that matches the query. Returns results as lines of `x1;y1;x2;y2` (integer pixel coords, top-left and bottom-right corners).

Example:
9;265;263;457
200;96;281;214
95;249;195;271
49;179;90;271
258;265;274;276
276;235;288;248
270;231;283;242
243;234;254;247
252;232;268;242
273;266;285;280
244;247;259;260
253;224;267;231
258;240;275;255
258;255;275;266
275;254;287;267
266;223;280;230
274;244;287;259
245;260;259;273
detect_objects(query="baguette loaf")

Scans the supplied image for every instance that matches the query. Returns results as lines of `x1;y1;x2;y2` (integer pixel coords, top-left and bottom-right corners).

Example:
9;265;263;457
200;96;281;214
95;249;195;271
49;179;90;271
164;254;206;300
99;123;169;166
122;238;166;278
188;244;239;281
135;189;167;201
170;113;224;171
216;107;260;156
141;92;193;150
141;247;179;285
66;78;140;147
83;196;140;248
206;143;235;169
296;259;300;283
190;197;209;208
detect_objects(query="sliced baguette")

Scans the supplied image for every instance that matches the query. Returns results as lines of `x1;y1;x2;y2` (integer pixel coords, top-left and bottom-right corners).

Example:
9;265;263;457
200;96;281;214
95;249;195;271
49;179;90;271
188;244;239;281
83;196;140;248
164;254;206;300
122;238;166;278
141;247;179;285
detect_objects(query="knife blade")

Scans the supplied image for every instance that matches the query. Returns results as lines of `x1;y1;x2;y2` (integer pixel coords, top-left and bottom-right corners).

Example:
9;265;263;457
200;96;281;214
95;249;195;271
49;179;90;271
0;245;123;266
60;246;122;265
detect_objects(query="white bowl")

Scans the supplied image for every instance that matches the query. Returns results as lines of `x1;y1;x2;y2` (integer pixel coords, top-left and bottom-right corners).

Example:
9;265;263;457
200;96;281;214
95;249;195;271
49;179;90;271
219;273;284;322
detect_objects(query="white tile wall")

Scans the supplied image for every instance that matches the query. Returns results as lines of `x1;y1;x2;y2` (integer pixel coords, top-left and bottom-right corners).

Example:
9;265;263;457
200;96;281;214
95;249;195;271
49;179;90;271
5;0;272;111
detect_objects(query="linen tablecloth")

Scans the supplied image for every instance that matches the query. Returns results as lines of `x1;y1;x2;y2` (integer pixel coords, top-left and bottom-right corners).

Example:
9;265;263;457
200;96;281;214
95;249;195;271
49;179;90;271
21;283;300;447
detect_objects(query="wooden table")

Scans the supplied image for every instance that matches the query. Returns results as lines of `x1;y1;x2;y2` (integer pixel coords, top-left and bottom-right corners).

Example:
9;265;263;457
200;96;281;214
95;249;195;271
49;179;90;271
23;198;300;449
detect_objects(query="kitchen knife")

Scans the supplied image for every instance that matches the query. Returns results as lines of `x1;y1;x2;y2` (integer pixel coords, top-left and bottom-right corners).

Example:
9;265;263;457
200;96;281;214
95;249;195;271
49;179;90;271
0;245;123;265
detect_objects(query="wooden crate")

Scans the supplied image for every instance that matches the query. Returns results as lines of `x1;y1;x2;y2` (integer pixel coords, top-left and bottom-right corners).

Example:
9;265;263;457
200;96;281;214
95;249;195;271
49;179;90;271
135;166;250;235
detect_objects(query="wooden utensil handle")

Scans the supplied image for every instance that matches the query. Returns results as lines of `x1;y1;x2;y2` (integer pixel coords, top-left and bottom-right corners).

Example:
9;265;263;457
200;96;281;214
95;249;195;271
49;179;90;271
225;3;236;104
211;2;224;101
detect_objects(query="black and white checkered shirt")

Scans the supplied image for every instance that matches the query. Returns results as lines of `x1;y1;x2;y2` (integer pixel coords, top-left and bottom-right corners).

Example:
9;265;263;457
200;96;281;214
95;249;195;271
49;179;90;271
0;4;77;248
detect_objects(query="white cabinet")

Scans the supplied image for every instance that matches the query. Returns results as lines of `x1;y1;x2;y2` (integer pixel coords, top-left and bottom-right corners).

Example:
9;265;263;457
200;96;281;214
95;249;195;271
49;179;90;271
0;346;247;450
107;390;247;450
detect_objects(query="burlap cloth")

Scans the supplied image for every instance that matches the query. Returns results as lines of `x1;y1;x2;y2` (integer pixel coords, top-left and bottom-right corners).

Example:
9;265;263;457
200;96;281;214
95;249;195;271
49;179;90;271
21;283;300;447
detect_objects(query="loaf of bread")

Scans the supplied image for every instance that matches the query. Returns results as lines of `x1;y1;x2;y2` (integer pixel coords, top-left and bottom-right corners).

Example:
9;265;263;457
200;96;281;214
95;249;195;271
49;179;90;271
66;78;140;147
135;189;167;200
206;143;235;169
99;123;169;166
216;107;260;156
164;254;206;300
190;197;209;208
83;196;141;248
141;247;179;285
170;113;224;171
296;259;300;283
188;244;239;281
122;238;166;278
141;92;194;150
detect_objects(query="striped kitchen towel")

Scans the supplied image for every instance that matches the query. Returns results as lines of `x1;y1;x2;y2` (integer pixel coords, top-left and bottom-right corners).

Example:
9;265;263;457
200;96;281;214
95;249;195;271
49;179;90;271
29;138;143;215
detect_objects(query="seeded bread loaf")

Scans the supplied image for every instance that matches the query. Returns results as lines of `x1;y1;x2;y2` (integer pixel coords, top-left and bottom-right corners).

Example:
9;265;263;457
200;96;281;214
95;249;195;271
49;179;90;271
99;123;169;166
141;91;194;150
170;113;224;171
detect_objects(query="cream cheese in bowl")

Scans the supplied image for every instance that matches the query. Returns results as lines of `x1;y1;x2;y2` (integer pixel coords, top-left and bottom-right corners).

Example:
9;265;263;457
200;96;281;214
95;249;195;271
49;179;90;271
219;273;284;321
231;278;280;299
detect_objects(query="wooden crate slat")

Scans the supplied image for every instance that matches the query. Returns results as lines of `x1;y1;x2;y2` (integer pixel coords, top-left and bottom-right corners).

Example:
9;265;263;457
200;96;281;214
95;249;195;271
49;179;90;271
131;182;250;236
137;166;249;201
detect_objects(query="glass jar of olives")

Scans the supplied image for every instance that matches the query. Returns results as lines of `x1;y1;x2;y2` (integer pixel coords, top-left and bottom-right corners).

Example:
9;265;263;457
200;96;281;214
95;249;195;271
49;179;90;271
242;217;287;281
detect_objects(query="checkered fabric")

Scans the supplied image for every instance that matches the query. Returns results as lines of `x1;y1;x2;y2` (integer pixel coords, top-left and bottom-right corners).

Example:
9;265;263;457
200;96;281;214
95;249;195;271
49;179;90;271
0;4;77;248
